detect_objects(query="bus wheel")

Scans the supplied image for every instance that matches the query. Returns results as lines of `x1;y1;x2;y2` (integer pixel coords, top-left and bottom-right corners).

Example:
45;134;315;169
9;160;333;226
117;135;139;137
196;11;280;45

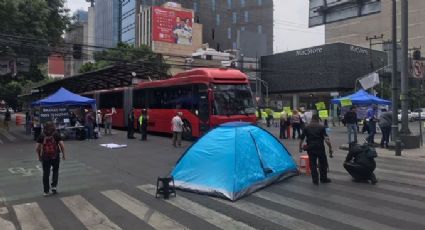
182;120;193;141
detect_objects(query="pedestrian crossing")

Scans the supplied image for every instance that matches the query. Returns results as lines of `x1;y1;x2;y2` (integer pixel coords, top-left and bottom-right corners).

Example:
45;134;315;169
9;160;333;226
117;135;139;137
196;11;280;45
2;179;425;230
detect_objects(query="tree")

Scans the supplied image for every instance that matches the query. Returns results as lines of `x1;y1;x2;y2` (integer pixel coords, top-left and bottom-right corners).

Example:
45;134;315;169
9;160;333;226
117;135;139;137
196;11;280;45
0;0;71;108
79;42;170;74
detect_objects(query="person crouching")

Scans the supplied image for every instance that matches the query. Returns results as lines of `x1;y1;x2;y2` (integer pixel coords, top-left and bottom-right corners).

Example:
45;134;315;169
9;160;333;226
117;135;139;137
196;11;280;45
343;143;377;184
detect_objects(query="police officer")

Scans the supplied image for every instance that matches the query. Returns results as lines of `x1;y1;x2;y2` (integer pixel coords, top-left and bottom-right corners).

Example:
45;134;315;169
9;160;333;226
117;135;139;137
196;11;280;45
139;109;148;140
299;114;333;185
127;108;135;139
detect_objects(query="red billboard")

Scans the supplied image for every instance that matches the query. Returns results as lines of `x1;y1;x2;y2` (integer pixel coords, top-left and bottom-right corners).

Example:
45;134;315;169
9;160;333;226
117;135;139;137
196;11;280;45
152;6;193;45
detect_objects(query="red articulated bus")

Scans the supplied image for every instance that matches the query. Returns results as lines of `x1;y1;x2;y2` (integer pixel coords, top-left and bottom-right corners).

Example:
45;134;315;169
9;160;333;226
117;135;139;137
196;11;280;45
90;68;256;139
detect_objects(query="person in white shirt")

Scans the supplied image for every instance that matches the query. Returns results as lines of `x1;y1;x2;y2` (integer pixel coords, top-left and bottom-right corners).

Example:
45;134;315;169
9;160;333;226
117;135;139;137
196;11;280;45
171;112;184;147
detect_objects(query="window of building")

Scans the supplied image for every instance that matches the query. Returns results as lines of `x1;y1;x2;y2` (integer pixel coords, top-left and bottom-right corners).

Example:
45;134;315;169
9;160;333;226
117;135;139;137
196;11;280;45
212;28;215;40
240;0;245;7
227;27;232;39
241;26;245;31
232;12;237;24
216;14;220;26
244;11;249;22
233;42;237;49
227;0;232;9
193;2;198;12
257;25;262;34
212;0;216;11
257;0;262;6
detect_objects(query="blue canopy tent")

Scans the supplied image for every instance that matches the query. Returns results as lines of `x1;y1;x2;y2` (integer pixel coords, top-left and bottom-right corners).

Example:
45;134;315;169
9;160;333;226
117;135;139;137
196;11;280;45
331;89;391;105
171;122;298;201
32;87;95;107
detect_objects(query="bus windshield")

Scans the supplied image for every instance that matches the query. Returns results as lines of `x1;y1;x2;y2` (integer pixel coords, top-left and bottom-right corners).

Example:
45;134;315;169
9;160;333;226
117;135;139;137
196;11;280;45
212;84;256;115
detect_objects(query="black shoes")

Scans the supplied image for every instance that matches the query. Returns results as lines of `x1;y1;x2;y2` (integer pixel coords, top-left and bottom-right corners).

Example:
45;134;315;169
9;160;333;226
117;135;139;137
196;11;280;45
370;173;378;185
320;178;332;183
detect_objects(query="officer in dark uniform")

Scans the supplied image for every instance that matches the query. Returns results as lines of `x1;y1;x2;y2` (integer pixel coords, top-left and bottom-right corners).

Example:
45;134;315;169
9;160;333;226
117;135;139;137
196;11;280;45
139;109;148;140
127;108;135;139
299;114;334;185
344;143;378;184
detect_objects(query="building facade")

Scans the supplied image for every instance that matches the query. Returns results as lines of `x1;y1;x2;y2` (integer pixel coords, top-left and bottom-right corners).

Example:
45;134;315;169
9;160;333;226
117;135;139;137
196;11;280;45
120;0;273;57
261;43;387;109
325;0;425;50
94;0;121;48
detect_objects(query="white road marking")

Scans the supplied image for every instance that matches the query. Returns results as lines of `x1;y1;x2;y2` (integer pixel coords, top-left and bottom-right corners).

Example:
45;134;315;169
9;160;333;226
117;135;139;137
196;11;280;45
102;190;187;230
13;203;53;230
138;184;255;230
213;197;326;230
254;190;401;230
0;130;16;141
61;195;121;230
280;183;425;226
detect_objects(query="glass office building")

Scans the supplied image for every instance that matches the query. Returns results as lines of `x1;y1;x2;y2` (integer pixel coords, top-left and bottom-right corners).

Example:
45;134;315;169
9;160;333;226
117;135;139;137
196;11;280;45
95;0;121;48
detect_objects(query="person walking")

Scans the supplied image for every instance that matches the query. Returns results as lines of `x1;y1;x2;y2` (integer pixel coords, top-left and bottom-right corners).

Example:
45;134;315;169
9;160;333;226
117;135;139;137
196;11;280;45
366;105;378;144
378;109;392;148
171;112;184;147
279;111;288;139
299;114;334;185
139;109;148;141
35;121;66;196
127;108;136;139
291;110;302;139
104;109;113;134
344;106;358;144
4;108;11;131
96;110;103;136
84;109;95;139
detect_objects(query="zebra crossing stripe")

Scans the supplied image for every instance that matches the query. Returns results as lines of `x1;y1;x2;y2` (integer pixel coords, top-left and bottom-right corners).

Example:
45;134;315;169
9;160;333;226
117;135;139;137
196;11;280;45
137;184;255;230
13;203;53;230
254;190;401;230
0;207;15;230
0;131;16;141
213;197;326;230
101;190;187;230
280;183;425;226
61;195;121;230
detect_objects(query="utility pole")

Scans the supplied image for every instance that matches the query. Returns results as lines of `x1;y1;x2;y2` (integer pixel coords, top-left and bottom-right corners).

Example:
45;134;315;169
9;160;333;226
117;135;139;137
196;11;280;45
366;34;384;95
391;0;402;156
400;0;411;135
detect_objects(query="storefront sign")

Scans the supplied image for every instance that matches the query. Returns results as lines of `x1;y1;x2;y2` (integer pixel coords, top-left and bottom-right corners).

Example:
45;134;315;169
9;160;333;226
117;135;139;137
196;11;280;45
40;107;69;123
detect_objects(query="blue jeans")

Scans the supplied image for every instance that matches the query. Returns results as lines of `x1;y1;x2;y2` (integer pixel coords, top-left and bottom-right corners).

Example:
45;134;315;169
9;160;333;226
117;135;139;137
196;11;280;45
367;121;377;144
346;123;357;144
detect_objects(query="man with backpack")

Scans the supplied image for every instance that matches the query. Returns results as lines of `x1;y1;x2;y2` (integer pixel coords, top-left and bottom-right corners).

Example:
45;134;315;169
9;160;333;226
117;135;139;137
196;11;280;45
35;121;66;196
343;143;377;184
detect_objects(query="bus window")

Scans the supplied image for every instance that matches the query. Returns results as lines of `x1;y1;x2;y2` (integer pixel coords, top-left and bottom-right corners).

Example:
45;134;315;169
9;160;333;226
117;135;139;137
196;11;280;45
193;84;209;122
212;84;255;116
99;91;124;109
133;89;146;108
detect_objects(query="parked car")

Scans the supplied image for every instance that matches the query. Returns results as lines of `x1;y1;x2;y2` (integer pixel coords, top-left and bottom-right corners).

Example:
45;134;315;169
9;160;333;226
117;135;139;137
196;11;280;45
413;108;425;120
397;110;414;122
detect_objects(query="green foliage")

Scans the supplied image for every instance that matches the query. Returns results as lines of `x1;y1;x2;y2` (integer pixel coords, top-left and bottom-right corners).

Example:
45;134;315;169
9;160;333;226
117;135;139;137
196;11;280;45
79;42;170;74
0;0;71;108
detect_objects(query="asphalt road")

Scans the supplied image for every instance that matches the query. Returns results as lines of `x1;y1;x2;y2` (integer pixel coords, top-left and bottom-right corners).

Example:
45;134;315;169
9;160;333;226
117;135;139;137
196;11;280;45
1;119;425;230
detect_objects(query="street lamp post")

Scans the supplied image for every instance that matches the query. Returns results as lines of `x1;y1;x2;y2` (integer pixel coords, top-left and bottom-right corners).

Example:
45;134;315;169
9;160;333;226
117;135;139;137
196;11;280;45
255;77;269;107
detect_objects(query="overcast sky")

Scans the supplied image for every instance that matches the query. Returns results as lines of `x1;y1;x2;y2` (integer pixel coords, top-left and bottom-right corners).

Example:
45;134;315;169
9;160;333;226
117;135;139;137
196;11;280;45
65;0;324;53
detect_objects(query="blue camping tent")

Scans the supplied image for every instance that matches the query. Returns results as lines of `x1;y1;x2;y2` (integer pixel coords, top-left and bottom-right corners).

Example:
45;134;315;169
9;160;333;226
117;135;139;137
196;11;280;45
32;87;95;107
331;89;391;105
171;122;298;201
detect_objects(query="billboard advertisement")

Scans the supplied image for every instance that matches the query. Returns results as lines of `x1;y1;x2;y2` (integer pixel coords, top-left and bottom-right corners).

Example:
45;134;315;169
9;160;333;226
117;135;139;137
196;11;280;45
152;6;193;45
